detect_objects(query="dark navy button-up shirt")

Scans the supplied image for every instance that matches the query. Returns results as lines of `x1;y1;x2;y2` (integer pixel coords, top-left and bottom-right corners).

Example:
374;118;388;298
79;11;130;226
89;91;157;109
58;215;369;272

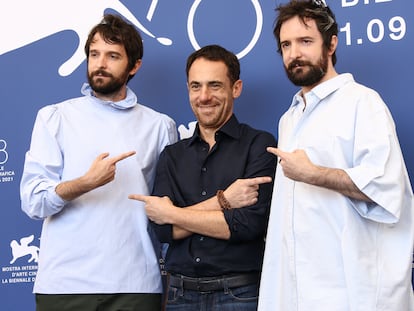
152;115;277;277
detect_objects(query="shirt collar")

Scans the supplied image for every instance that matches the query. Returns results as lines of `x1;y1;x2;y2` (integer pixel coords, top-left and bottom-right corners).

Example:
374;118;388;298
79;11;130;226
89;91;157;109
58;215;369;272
187;114;241;146
311;73;354;100
81;83;138;110
291;73;355;109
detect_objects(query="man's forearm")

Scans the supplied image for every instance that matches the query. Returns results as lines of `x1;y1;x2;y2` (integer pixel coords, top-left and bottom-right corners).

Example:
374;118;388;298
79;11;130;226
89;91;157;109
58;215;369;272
55;176;95;201
150;177;272;240
185;195;221;211
171;208;230;240
309;166;372;202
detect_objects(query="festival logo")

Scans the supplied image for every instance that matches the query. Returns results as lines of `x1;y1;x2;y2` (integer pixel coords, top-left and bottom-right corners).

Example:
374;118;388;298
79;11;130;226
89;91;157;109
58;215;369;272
1;235;40;285
9;235;40;265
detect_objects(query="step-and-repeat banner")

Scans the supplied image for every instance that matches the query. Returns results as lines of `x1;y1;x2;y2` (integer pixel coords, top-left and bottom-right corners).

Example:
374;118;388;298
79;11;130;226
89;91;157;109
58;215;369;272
0;0;412;309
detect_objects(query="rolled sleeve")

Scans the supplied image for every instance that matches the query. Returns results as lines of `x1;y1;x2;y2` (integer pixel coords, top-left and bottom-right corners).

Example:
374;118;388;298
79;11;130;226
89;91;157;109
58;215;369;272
224;132;277;241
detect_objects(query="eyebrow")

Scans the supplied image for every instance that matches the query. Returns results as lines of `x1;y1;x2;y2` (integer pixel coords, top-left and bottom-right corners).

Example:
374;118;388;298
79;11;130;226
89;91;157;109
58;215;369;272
189;80;223;85
208;80;223;85
89;48;123;56
281;35;315;43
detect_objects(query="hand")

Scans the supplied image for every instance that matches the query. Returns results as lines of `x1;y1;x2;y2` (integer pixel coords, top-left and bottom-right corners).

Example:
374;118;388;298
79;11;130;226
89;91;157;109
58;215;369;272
55;151;136;201
267;147;316;182
128;194;175;225
82;151;136;189
223;176;272;208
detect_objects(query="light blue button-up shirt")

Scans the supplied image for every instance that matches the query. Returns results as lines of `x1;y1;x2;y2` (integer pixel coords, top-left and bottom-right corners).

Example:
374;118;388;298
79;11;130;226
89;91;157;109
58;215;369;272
20;84;177;294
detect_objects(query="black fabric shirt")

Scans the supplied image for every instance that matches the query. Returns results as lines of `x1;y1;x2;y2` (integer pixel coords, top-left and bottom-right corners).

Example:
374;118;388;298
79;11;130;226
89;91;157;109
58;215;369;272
152;115;277;277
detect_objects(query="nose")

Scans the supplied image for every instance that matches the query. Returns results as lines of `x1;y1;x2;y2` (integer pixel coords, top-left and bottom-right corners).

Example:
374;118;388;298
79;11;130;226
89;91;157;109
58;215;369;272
288;43;302;60
198;85;211;102
95;55;107;68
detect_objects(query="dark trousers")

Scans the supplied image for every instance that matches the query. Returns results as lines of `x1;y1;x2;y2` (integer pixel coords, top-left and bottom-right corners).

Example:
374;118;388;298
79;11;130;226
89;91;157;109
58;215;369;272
36;293;162;311
165;283;259;311
164;273;259;310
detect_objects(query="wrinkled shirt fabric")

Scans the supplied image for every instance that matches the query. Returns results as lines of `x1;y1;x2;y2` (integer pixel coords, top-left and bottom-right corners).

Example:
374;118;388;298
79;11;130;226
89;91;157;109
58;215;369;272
258;74;414;311
20;84;177;294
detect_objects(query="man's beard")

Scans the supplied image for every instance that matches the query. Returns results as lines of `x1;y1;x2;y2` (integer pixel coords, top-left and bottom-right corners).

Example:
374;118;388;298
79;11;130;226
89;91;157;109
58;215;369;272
285;52;328;87
88;69;127;95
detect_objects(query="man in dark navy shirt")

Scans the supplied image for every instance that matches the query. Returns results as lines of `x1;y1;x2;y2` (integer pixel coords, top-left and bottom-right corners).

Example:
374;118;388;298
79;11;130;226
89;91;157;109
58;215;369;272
129;45;277;311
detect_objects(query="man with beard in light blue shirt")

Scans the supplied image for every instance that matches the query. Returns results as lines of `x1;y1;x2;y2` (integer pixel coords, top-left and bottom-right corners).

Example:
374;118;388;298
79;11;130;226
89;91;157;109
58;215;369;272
20;14;177;311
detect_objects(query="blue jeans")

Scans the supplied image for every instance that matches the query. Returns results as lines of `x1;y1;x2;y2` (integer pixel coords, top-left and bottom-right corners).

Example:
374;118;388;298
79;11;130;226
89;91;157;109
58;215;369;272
165;282;258;311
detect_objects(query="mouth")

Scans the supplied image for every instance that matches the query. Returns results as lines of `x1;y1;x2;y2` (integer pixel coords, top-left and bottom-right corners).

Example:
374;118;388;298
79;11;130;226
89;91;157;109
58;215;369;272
288;61;310;76
197;103;218;114
93;70;112;78
289;61;305;71
292;65;304;73
199;105;215;110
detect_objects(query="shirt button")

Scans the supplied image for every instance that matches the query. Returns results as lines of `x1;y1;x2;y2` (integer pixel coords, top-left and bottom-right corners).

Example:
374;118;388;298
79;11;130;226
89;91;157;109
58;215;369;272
201;167;207;172
195;257;201;263
199;236;204;241
201;190;206;196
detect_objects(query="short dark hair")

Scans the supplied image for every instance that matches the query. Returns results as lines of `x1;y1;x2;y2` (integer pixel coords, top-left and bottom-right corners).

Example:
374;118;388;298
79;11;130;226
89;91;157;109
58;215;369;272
186;45;240;85
273;0;338;65
85;14;143;80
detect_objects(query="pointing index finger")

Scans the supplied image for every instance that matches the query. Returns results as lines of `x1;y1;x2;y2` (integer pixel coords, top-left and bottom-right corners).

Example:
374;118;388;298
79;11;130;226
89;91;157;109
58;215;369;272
112;151;136;163
268;147;289;162
128;194;148;202
266;147;280;157
249;176;272;186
